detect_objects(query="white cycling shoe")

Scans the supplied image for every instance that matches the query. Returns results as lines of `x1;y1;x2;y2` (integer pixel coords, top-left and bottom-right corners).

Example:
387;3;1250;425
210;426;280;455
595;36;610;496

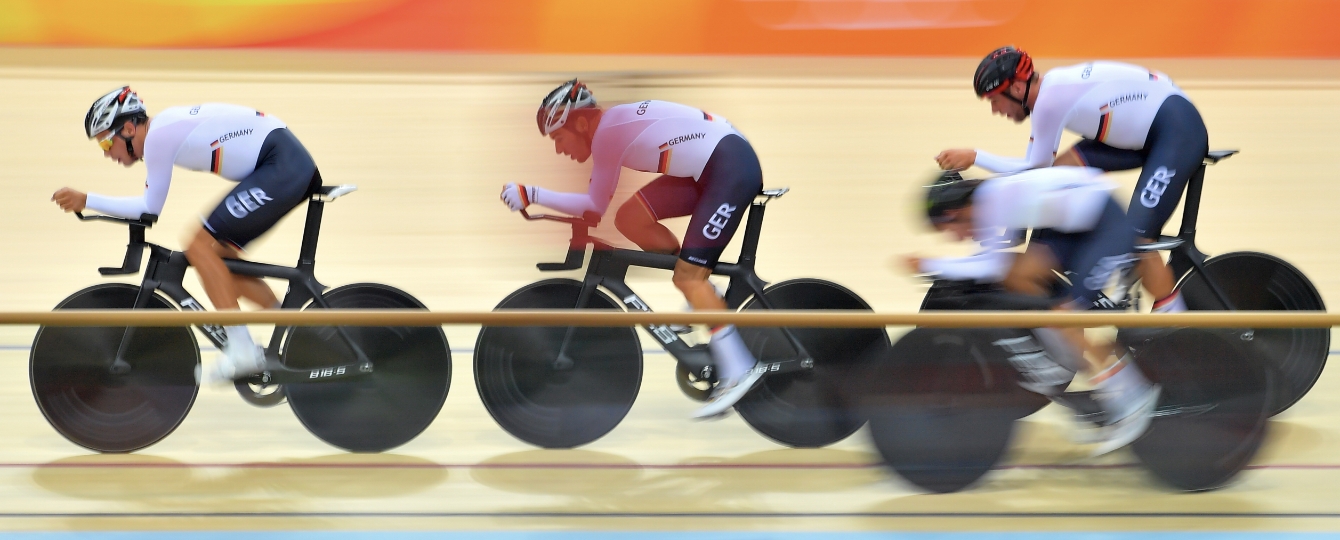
691;366;764;420
1086;384;1161;456
200;342;268;386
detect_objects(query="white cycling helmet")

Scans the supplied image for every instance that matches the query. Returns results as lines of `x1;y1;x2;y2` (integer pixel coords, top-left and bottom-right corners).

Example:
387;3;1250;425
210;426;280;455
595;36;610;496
85;86;146;138
536;79;596;136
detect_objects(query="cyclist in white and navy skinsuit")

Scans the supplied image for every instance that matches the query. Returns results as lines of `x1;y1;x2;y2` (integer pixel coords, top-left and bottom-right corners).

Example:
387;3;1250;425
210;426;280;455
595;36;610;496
53;87;322;384
912;166;1158;456
936;47;1208;314
500;80;765;419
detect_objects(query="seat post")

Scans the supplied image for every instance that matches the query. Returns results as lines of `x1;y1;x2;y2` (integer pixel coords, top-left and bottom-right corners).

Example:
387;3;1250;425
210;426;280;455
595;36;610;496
1177;162;1208;239
297;198;324;270
736;202;766;269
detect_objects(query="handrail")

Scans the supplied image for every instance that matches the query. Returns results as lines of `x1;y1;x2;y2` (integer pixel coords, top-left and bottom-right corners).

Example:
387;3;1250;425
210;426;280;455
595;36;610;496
3;310;1337;328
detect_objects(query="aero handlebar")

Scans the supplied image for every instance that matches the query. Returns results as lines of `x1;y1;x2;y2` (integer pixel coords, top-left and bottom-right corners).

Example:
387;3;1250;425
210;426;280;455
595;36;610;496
518;209;599;272
73;212;159;276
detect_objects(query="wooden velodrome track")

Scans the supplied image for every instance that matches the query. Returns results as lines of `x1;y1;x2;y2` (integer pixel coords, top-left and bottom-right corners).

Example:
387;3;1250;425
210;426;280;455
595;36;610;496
0;48;1338;535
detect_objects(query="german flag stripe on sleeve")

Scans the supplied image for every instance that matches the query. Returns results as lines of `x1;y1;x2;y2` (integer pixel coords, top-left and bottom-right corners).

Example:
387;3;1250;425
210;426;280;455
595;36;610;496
1096;112;1112;143
210;147;223;174
657;145;672;174
701;110;713;121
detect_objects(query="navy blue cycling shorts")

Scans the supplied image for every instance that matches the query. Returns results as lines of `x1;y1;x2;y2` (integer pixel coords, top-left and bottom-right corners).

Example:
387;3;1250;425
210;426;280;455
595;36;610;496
1029;199;1138;307
204;128;321;250
633;134;763;268
1072;94;1208;240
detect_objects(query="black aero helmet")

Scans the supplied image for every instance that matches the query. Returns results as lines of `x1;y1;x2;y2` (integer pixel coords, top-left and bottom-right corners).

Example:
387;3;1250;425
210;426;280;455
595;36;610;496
926;170;982;225
974;46;1038;117
973;46;1034;98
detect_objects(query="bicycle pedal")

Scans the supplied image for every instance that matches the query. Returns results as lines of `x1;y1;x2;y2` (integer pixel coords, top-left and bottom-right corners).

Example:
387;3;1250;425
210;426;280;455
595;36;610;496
668;324;694;335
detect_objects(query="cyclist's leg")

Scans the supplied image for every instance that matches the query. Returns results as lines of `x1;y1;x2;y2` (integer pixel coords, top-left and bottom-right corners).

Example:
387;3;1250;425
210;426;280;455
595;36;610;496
193;130;316;306
1128;95;1208;310
183;232;280;308
614;174;699;255
678;135;763;418
194;128;319;380
674;135;762;309
1016;230;1110;370
1066;139;1147;172
1002;239;1061;298
1060;199;1156;453
183;228;242;310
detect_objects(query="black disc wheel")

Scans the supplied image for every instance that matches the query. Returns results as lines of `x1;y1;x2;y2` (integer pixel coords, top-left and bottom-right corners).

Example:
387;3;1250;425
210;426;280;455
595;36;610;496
474;279;642;448
1178;251;1328;415
283;283;451;453
859;328;1025;493
735;279;890;448
30;283;200;453
1122;328;1272;491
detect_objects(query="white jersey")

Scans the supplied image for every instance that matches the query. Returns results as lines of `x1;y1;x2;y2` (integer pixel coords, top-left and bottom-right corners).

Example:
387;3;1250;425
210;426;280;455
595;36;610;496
920;166;1116;281
85;103;287;219
541;100;742;216
974;62;1186;174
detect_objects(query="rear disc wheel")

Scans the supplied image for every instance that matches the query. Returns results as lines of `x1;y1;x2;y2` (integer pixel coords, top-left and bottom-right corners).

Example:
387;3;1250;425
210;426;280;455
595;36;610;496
1178;251;1327;415
735;279;889;448
284;283;451;453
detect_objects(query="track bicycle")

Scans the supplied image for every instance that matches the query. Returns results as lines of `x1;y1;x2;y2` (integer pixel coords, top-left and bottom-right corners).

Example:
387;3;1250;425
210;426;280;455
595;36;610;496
30;184;451;453
474;188;890;449
868;279;1273;493
921;149;1326;416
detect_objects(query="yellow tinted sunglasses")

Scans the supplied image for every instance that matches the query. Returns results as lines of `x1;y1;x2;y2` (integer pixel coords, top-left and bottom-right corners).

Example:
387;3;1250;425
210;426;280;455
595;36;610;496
96;130;117;151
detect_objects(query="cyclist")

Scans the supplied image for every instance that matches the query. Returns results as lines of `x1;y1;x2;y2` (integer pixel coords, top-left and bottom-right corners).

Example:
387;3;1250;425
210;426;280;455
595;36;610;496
51;86;322;384
906;167;1160;454
500;79;763;419
935;46;1209;315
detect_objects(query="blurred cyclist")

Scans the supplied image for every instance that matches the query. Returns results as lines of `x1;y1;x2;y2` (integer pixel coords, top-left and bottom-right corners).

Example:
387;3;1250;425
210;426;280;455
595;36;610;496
500;79;763;419
52;86;322;384
907;167;1160;454
935;47;1209;314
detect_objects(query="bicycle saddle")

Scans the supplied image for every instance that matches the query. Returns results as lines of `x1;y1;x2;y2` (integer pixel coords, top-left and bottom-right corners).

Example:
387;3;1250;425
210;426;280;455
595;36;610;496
316;184;358;201
1205;149;1238;164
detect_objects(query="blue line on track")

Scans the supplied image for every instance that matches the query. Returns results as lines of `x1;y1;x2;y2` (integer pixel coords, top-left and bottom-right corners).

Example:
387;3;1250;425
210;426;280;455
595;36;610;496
1;532;1340;540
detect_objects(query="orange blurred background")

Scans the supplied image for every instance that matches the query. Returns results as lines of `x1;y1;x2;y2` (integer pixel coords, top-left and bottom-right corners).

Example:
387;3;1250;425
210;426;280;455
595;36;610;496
3;0;1339;57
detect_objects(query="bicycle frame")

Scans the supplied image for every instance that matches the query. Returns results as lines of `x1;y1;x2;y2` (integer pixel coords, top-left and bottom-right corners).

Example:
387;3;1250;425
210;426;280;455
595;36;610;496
1155;151;1240;310
85;190;373;383
525;192;817;381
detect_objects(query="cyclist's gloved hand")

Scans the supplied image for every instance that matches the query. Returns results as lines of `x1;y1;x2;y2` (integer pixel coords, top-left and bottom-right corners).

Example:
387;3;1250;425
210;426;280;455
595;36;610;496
500;183;538;212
